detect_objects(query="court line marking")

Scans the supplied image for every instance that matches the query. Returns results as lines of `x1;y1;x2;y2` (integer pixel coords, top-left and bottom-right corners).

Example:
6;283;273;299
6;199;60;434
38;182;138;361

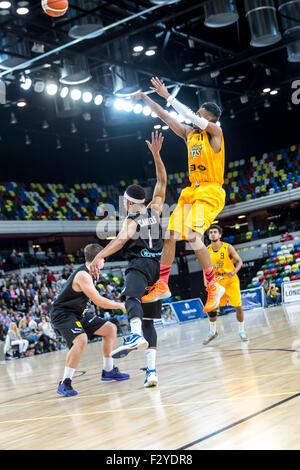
0;390;300;425
177;392;300;450
1;368;300;409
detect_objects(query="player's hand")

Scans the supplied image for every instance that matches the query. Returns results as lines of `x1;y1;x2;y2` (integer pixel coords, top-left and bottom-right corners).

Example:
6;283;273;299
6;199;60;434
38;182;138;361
131;92;146;103
89;256;104;280
145;131;164;155
118;303;126;312
150;76;170;99
226;270;236;278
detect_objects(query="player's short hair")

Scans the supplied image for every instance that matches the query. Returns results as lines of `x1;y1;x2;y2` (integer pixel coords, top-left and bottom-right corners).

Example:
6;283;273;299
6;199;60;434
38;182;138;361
84;244;102;263
125;184;146;203
208;224;223;235
201;102;222;122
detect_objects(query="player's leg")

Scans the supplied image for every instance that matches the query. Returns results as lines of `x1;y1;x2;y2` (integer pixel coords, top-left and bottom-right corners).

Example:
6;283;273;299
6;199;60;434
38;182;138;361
236;306;249;342
227;281;249;342
86;319;130;381
110;269;149;359
57;332;88;397
142;319;158;387
202;311;219;345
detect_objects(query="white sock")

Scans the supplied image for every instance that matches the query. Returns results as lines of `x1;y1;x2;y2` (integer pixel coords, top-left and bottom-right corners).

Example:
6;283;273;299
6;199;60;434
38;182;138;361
146;349;156;371
130;318;142;336
238;321;245;332
62;366;75;382
103;356;114;372
209;321;217;334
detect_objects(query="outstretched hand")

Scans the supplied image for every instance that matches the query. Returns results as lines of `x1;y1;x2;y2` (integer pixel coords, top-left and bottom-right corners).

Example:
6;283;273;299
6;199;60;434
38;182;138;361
150;76;170;99
145;131;164;155
89;256;104;280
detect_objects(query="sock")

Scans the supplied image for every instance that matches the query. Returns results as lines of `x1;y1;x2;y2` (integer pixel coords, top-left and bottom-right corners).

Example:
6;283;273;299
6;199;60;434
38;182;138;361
159;264;171;284
209;321;217;335
238;321;245;332
204;267;216;286
103;356;114;372
130;318;142;336
62;366;75;382
146;349;156;371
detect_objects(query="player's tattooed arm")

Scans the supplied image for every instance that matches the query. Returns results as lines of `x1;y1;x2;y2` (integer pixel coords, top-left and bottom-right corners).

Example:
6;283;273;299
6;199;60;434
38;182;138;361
89;219;137;278
131;91;192;140
146;131;167;216
226;245;243;277
74;271;125;310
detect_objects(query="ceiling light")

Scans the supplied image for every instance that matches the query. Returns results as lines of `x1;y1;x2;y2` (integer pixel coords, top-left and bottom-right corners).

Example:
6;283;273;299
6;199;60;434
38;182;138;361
114;98;125;111
151;111;158;118
94;94;103;106
16;7;29;15
143;106;151;116
123;100;133;112
133;103;143;114
162;125;169;130
270;89;278;95
82;112;91;121
70;88;82;101
0;1;11;7
20;77;32;90
60;86;69;98
263;87;271;93
154;124;161;129
46;82;58;96
34;80;45;93
133;45;144;52
17;99;26;107
145;49;156;56
238;215;246;219
82;91;93;103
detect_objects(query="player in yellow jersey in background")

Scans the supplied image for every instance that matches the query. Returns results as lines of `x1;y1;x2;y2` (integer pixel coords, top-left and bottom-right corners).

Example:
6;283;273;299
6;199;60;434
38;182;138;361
132;77;225;313
203;224;249;345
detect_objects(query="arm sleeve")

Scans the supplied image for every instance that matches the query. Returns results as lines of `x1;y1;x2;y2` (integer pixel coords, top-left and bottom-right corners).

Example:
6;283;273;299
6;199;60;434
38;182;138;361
167;96;209;130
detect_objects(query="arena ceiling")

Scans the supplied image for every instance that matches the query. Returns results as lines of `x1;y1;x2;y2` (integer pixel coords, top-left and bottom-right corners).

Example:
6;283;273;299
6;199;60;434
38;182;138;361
0;0;299;183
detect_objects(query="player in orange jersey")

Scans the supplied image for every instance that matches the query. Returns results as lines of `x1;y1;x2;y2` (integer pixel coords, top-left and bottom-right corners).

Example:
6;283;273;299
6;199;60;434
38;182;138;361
203;224;249;345
132;77;225;313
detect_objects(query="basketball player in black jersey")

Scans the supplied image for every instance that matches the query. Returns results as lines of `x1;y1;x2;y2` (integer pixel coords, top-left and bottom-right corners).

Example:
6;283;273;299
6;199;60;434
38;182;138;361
51;244;129;397
90;132;166;387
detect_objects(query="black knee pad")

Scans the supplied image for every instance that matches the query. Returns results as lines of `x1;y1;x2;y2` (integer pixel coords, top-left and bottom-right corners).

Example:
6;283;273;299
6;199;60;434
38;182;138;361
208;310;218;319
142;319;157;348
125;297;144;321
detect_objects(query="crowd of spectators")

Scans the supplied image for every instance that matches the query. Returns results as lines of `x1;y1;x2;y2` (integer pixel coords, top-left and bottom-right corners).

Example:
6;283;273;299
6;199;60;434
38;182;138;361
0;263;128;360
1;247;85;271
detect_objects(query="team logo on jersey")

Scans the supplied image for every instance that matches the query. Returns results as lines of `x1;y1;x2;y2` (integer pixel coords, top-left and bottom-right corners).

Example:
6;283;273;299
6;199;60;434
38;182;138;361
76;321;82;327
214;261;224;270
190;144;203;158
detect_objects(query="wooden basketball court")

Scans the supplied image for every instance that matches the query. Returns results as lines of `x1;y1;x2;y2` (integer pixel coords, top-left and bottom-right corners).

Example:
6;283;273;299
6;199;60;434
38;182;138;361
1;305;300;450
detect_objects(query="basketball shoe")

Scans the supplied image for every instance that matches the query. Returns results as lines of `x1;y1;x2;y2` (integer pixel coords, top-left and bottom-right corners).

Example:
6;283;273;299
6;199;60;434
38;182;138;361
203;283;225;313
110;334;149;359
101;367;130;381
202;331;219;346
57;378;78;397
141;280;171;303
144;369;158;388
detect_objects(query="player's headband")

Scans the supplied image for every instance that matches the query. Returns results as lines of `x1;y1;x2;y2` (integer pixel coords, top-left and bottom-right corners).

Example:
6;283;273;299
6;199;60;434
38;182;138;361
124;192;145;204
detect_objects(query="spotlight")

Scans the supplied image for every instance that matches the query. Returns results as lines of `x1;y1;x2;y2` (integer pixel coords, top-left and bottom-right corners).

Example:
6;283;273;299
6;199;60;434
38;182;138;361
162;125;169;130
145;49;156;56
34;80;45;93
20;77;32;90
17;99;26;107
143;106;151;116
133;45;144;52
238;215;246;219
94;94;103;106
16;7;29;15
123;100;133;112
270;89;278;95
154;124;161;129
82;91;93;103
70;88;82;101
60;86;69;98
46;82;58;96
133;103;143;114
0;1;11;7
263;87;271;93
114;98;125;111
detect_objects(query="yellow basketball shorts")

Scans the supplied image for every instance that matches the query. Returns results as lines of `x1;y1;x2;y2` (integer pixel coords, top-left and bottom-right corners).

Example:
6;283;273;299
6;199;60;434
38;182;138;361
167;183;225;240
218;278;242;308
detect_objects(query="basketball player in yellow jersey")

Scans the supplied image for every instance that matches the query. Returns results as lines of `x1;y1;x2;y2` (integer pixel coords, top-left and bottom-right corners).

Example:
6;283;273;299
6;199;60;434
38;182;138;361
203;224;249;345
131;77;225;313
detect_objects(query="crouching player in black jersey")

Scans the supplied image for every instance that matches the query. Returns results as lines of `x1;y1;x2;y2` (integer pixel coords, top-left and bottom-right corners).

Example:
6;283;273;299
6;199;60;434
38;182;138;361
51;243;129;397
90;132;167;387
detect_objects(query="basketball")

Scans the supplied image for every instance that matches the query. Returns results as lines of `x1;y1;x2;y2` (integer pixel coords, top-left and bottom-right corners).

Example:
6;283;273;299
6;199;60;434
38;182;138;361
42;0;68;17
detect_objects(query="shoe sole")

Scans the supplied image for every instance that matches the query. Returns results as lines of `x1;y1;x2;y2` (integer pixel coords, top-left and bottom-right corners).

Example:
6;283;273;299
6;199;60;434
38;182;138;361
203;335;218;346
203;285;226;313
57;390;78;397
144;380;158;388
142;290;171;303
111;340;149;359
101;376;130;381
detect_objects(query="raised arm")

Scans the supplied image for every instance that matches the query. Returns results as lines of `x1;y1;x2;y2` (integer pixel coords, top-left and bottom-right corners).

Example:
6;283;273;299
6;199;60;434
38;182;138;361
89;218;137;278
146;131;167;215
74;271;125;310
131;92;192;140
